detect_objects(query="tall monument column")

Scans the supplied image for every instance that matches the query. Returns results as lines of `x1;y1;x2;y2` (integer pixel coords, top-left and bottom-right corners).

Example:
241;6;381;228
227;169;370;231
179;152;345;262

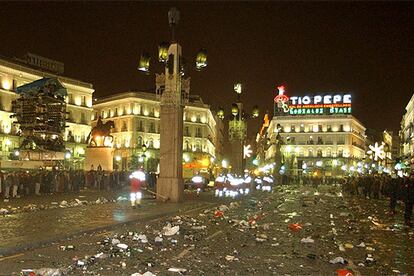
138;8;207;202
157;43;184;202
229;102;246;175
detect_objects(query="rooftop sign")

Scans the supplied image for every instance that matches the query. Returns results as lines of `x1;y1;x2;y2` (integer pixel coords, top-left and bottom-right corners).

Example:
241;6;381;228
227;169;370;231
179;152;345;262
274;89;352;115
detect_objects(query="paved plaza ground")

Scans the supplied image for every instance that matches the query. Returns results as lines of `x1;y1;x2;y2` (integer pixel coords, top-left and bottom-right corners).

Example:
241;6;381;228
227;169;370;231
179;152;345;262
0;185;413;275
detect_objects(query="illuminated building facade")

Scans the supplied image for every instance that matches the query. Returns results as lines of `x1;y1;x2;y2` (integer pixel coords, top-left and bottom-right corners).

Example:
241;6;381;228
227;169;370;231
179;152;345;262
400;94;414;161
92;91;223;175
0;53;94;166
261;91;366;177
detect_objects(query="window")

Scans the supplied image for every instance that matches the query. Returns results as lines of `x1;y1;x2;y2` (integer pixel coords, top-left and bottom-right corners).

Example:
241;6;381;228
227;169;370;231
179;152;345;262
82;96;86;106
184;126;190;136
137;120;143;131
318;125;322;132
149;122;155;133
308;149;313;157
300;124;305;132
148;138;154;148
137;136;143;146
196;127;202;138
185;140;190;151
317;137;323;145
327;125;332;132
338;148;343;157
291;125;295;132
317;149;323;157
81;112;86;124
326;148;332;157
340;124;344;131
122;121;128;132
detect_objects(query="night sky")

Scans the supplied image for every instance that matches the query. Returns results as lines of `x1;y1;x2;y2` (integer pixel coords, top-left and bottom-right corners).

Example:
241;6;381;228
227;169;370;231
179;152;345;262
0;2;412;141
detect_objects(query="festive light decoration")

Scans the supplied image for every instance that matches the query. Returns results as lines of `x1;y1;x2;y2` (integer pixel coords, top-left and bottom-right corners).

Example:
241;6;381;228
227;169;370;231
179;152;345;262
367;142;385;161
243;144;252;159
234;83;242;94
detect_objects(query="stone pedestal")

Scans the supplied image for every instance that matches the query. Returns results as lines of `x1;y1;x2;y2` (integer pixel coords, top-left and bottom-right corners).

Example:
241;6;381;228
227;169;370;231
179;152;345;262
157;43;184;203
84;147;114;171
230;139;244;175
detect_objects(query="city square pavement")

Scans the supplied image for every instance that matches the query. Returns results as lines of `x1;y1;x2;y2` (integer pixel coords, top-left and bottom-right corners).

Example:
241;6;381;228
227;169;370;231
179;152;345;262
0;185;413;275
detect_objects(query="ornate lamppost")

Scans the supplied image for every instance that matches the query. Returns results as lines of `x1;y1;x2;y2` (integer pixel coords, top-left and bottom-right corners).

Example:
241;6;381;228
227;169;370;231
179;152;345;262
217;83;259;175
138;8;207;202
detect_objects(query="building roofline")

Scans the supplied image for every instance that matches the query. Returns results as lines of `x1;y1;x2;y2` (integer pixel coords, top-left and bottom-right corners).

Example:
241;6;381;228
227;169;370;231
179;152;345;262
0;55;93;90
95;91;211;109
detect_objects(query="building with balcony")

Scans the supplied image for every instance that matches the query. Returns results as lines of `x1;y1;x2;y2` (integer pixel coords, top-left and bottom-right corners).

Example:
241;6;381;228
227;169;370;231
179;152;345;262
259;92;366;177
0;53;94;167
92;90;223;176
400;94;414;161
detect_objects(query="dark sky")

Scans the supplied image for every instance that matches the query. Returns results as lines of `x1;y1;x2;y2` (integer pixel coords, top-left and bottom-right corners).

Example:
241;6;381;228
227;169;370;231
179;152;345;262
0;2;412;141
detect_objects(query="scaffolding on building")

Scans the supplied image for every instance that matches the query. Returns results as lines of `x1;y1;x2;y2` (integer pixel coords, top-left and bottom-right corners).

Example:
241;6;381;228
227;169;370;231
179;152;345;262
11;77;67;153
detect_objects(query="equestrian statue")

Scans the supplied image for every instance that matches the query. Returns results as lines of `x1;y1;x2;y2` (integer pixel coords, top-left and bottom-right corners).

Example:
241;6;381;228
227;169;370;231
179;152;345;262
87;117;115;147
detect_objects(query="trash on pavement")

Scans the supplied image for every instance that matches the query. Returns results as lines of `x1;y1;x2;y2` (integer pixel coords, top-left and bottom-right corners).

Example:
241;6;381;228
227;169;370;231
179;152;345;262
288;223;302;231
301;237;314;243
168;267;187;273
336;269;354;276
21;268;63;276
214;210;224;218
329;257;346;264
117;243;128;250
162;224;180;236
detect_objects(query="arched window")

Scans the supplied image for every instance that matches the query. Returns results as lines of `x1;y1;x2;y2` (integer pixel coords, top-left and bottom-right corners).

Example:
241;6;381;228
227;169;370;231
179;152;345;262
185;140;190;151
149;138;154;148
326;148;332;157
137;136;143;147
317;148;323;157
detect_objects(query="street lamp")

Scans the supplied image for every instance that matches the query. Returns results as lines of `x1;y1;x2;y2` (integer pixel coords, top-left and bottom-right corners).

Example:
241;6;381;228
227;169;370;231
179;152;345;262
217;82;259;175
140;143;148;170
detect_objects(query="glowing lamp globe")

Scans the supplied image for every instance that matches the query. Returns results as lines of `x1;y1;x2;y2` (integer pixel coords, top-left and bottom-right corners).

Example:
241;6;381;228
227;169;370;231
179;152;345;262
158;42;169;62
217;107;225;119
195;49;207;71
252;105;259;118
138;53;151;73
231;104;239;116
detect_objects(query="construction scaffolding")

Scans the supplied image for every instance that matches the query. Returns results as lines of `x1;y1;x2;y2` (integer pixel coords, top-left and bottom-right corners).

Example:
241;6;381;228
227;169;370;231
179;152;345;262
11;77;67;152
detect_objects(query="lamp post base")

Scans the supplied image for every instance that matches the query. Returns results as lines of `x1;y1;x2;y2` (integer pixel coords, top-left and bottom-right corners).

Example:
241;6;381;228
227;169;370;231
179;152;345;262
156;177;184;203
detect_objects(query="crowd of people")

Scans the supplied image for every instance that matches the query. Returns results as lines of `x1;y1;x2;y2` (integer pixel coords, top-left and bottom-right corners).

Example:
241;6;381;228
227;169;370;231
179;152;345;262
0;168;130;199
342;173;414;227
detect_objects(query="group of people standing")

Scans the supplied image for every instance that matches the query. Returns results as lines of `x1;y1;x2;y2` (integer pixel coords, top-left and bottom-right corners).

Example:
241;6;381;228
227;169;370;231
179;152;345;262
0;168;130;199
343;174;414;227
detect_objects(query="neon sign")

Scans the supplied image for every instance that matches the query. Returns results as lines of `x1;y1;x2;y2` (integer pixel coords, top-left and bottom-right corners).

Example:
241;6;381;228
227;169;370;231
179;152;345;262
274;85;290;113
275;93;352;115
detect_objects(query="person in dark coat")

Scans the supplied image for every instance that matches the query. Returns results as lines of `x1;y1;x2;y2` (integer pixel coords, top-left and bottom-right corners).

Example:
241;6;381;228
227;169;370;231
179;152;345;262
403;174;414;227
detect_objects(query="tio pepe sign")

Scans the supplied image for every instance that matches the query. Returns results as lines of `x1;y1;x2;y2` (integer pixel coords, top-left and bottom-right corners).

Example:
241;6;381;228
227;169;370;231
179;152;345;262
289;94;351;105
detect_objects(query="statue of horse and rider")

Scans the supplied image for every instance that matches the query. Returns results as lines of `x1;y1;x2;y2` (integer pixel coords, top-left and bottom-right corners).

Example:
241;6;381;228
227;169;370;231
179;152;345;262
87;117;115;147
